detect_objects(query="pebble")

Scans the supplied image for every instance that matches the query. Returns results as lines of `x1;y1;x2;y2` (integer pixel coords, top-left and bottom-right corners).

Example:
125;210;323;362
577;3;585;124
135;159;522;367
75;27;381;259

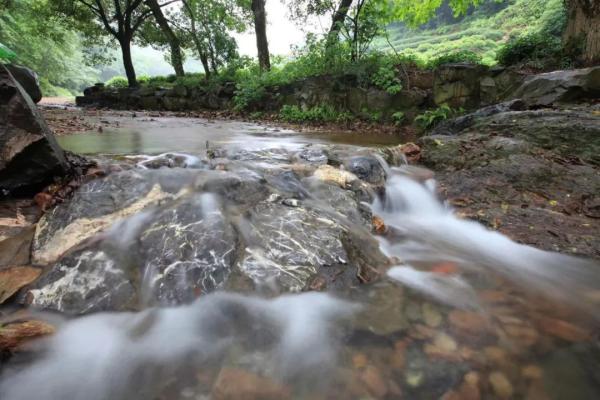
433;332;458;352
361;366;388;398
503;324;539;347
352;353;368;369
483;346;509;365
422;303;443;328
488;371;514;399
537;317;591;342
449;310;489;337
405;370;425;387
212;368;290;400
521;364;544;380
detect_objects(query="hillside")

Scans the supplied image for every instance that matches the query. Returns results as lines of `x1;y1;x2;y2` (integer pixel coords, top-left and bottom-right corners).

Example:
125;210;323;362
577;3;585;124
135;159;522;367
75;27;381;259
376;0;566;65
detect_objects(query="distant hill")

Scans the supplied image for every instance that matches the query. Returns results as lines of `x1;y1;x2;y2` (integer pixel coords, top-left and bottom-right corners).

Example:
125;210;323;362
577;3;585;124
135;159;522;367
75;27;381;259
375;0;566;65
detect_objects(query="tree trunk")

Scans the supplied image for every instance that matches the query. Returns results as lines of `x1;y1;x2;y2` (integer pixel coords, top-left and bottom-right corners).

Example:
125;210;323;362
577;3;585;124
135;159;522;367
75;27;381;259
251;0;270;72
120;37;138;87
145;0;185;76
199;51;211;80
329;0;353;37
564;0;600;63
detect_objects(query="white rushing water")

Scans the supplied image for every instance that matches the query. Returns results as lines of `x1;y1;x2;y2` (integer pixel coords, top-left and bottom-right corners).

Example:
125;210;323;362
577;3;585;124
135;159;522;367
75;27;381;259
0;293;356;400
2;161;599;399
376;170;600;321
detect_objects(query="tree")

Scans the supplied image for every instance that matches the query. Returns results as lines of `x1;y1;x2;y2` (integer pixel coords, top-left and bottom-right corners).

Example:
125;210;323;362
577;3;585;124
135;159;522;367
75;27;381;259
178;0;247;78
145;0;185;76
563;0;600;63
251;0;270;71
54;0;178;87
0;0;98;95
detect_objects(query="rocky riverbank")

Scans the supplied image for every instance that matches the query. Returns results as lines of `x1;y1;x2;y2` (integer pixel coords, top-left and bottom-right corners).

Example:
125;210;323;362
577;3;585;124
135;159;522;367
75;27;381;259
1;66;600;399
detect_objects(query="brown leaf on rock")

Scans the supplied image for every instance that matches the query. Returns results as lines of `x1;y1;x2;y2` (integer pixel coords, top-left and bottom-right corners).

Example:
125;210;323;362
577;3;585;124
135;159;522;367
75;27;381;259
0;266;41;304
0;320;55;352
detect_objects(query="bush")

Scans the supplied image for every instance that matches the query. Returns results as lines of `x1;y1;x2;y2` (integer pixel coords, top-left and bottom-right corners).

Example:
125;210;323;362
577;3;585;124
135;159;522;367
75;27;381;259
105;76;128;88
428;50;483;69
496;32;567;68
415;105;463;130
279;104;354;123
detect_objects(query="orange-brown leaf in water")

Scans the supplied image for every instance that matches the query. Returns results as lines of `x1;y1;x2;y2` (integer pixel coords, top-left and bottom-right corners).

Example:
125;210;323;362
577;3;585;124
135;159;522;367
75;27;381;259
430;262;458;276
372;215;387;235
0;266;42;304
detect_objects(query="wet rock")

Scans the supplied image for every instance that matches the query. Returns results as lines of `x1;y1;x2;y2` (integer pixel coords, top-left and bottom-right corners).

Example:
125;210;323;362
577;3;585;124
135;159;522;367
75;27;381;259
0;200;40;267
510;66;600;106
354;282;408;335
422;303;443;328
313;165;358;188
344;156;387;185
6;64;42;103
448;310;490;339
431;99;526;136
32;170;184;266
238;201;348;291
138;194;237;305
0;266;41;304
0;64;68;196
0;320;54;353
212;368;290;400
488;371;513;399
434;64;488;109
28;249;137;313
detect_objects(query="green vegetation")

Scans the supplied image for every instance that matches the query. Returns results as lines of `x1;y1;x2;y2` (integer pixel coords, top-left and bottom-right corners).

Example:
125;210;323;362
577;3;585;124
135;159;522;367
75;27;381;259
378;0;567;66
415;105;464;130
0;0;99;96
3;0;595;104
279;104;354;123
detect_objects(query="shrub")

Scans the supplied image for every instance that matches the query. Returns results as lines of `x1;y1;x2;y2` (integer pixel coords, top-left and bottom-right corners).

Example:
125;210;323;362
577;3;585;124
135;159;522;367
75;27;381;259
428;50;483;69
371;58;403;94
105;76;128;88
279;104;354;123
496;32;563;67
415;105;463;130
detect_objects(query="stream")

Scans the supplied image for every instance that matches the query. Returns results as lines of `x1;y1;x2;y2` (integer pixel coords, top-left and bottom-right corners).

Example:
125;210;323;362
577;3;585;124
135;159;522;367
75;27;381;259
2;116;600;399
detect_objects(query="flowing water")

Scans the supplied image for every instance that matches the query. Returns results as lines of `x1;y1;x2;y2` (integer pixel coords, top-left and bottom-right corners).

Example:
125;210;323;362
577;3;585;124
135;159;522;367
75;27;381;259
2;117;600;399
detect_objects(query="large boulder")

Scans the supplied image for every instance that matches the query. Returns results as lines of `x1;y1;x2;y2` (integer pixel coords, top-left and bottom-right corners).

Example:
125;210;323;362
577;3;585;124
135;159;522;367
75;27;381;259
6;64;42;103
0;64;68;196
433;64;488;109
510;66;600;106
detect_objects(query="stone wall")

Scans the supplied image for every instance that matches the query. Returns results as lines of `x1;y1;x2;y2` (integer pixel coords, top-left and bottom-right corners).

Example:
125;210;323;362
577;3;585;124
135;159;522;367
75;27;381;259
76;65;528;119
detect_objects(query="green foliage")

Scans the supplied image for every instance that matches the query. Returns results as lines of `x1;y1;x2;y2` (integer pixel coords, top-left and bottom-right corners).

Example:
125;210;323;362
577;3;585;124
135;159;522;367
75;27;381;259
105;76;129;88
378;0;567;67
0;42;16;62
392;111;405;126
427;50;482;68
372;58;403;94
496;31;572;69
279;104;354;123
0;0;99;95
415;105;463;130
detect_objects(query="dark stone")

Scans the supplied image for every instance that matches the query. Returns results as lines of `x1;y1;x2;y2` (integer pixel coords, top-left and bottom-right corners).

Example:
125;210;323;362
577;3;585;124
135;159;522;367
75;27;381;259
431;99;527;136
6;64;42;103
0;64;68;196
510;66;600;106
345;156;387;185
